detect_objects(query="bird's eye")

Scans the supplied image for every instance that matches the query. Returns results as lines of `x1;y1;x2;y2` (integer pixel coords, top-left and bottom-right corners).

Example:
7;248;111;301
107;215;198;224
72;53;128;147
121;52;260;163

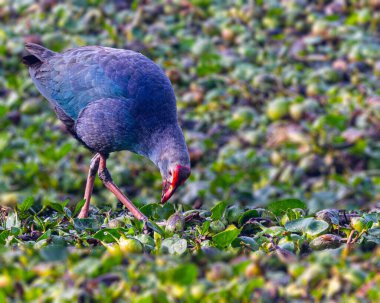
169;171;172;176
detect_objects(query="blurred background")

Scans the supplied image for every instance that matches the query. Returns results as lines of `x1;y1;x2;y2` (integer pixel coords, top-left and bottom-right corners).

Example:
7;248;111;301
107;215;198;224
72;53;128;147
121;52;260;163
1;0;380;212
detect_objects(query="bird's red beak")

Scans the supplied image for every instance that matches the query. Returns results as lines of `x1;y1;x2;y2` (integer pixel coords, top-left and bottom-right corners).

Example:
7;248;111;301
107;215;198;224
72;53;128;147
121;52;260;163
161;165;191;203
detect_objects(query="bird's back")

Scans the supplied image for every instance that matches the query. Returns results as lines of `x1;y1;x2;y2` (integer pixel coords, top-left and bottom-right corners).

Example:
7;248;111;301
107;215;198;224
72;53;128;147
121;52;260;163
24;44;177;125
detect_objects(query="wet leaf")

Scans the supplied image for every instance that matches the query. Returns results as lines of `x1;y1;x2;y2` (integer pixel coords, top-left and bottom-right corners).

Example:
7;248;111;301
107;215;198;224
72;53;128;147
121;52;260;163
285;218;329;236
267;199;306;216
17;196;34;213
210;201;227;220
212;225;241;248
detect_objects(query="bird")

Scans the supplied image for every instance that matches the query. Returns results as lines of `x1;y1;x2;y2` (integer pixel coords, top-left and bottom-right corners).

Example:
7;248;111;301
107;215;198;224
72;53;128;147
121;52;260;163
22;43;191;221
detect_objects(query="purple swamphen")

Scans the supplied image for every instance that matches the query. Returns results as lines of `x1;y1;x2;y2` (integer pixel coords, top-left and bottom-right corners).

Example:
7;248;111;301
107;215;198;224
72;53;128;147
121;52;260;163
23;43;191;221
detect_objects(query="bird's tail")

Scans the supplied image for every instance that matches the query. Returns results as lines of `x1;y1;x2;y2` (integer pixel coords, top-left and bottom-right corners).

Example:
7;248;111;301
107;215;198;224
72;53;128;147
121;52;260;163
22;43;56;66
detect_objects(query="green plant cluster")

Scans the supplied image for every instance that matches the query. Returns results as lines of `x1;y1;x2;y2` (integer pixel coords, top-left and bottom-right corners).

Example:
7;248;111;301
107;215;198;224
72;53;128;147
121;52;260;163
1;0;380;209
0;198;379;302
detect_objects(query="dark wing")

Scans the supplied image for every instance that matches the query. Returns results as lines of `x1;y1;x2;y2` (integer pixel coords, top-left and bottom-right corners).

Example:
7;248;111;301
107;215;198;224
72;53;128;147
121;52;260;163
74;98;139;154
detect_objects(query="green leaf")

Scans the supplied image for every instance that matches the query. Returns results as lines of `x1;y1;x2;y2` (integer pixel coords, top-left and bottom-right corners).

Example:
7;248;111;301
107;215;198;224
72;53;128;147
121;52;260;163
156;203;175;220
365;235;380;245
212;225;241;248
10;227;20;236
166;264;198;286
73;199;86;217
201;220;211;235
172;238;187;255
285;218;329;236
231;236;259;251
93;228;128;243
366;221;374;230
267;199;306;216
238;210;260;226
73;218;101;231
305;220;329;236
285;217;314;232
37;230;52;242
368;228;380;237
146;220;165;236
5;212;20;229
210;201;227;220
0;231;10;245
140;203;158;218
364;213;380;223
47;200;69;214
140;203;175;220
40;245;68;262
18;196;34;213
161;236;187;255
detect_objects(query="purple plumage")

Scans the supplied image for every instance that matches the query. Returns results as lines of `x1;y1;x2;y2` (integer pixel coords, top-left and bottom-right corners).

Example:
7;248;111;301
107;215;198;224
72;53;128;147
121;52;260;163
23;43;190;220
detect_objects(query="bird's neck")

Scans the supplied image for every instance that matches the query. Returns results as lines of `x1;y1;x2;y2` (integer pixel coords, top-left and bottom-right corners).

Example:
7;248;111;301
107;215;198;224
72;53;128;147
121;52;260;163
143;124;190;169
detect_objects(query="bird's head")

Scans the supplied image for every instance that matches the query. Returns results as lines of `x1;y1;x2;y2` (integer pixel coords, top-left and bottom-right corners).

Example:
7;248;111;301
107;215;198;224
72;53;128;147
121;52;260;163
160;163;191;203
147;124;191;203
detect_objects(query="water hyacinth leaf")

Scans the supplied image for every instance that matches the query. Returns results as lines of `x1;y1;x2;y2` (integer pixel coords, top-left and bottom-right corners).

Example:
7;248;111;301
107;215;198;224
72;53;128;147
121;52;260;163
72;258;101;276
156;203;175;220
275;246;297;263
162;263;198;286
238;209;260;226
166;212;185;232
64;207;72;218
285;218;329;236
140;203;157;218
316;209;339;225
40;245;68;262
5;212;20;229
366;221;373;230
0;231;10;245
73;199;86;217
201;220;211;235
231;236;259;251
365;236;380;245
146;220;165;236
18;196;34;213
55;142;72;160
161;237;187;255
212;225;241;248
46;200;69;214
73;218;101;231
33;215;45;231
363;213;380;223
225;205;244;223
284;217;313;232
172;239;188;255
10;227;20;236
310;234;342;250
305;220;329;236
267;199;306;216
210;201;228;220
140;203;175;220
261;226;286;236
93;228;128;243
368;228;380;237
37;230;52;242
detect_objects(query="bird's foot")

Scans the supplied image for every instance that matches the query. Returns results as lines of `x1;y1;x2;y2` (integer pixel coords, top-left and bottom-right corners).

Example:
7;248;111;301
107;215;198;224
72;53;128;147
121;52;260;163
77;210;88;219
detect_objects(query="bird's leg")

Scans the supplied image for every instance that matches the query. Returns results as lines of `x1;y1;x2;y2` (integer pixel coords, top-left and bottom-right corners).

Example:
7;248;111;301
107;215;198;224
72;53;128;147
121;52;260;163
97;154;148;222
77;154;101;218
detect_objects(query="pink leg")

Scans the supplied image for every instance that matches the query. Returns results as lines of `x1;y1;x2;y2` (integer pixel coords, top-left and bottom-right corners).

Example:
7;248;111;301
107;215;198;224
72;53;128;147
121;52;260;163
97;154;147;221
77;154;101;218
